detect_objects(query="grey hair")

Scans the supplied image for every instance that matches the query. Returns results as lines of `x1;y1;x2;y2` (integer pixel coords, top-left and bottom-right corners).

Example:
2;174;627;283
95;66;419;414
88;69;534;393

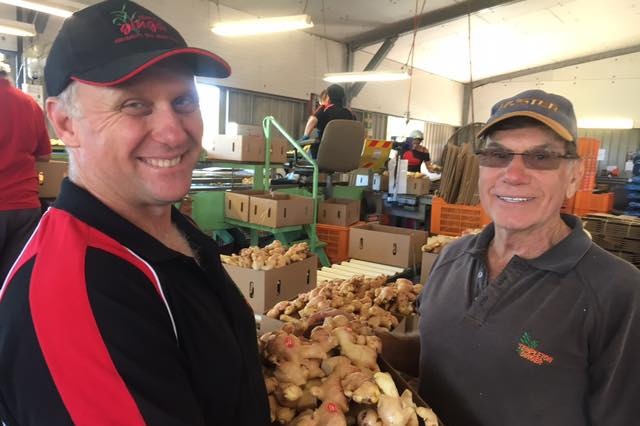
56;81;82;118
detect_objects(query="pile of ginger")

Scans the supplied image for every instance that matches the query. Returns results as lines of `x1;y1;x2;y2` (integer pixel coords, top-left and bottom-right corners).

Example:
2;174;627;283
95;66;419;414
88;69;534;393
266;276;423;333
260;314;439;425
221;240;309;271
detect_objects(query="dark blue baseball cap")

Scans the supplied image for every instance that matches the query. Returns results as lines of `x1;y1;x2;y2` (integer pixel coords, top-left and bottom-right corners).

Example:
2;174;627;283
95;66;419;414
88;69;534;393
477;89;577;142
45;0;231;96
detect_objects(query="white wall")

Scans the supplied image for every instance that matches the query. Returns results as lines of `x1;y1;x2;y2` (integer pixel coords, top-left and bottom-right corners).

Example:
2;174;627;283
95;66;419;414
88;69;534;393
21;0;466;125
472;52;640;128
0;4;18;51
132;0;346;101
350;50;465;126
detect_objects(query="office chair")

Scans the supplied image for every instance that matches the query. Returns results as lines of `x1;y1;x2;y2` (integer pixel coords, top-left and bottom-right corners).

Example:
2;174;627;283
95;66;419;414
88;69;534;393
294;119;365;198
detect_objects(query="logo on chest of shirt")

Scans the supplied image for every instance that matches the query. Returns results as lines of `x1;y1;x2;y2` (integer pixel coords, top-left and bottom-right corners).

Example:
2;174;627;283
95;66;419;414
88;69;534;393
517;331;554;365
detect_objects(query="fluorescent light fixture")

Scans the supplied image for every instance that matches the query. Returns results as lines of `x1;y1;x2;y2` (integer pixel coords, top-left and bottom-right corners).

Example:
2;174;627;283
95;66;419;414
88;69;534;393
323;71;411;83
0;18;36;36
578;118;634;129
212;14;313;37
0;0;75;18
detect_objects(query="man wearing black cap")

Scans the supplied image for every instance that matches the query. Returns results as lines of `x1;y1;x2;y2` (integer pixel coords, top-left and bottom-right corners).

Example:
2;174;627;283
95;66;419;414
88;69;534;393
302;83;356;158
383;90;640;425
0;1;269;425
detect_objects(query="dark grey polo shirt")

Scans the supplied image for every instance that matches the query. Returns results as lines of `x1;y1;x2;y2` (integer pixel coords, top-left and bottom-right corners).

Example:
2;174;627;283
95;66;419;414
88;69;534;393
418;215;640;426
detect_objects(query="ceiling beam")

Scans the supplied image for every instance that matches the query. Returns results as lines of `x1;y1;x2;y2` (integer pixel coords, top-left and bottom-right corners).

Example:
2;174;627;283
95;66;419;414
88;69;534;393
348;36;398;100
472;44;640;88
346;0;523;50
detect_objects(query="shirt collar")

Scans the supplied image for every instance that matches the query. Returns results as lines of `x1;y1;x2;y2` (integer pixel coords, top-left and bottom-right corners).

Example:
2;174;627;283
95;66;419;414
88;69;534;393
54;178;200;262
465;214;592;274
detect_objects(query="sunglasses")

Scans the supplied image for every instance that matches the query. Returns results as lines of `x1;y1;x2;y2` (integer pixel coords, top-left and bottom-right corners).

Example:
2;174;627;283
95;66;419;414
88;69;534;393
476;147;579;170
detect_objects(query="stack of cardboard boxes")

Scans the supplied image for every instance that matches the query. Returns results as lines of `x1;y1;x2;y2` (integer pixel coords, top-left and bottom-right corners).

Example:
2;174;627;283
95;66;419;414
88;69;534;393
225;191;314;227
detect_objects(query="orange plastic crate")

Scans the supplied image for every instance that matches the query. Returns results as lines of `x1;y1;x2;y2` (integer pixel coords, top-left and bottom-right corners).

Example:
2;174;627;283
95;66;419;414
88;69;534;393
316;222;364;264
580;172;597;191
574;190;614;214
577;138;600;157
430;197;491;236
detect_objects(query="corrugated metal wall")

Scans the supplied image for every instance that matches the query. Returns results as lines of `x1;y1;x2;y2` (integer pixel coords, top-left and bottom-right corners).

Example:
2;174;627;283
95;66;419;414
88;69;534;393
352;110;387;140
225;88;457;164
578;129;640;173
227;89;307;138
226;88;391;142
423;122;457;164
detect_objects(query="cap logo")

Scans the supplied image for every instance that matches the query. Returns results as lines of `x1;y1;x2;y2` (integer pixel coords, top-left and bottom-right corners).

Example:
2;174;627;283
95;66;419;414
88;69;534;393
111;3;172;44
499;97;559;112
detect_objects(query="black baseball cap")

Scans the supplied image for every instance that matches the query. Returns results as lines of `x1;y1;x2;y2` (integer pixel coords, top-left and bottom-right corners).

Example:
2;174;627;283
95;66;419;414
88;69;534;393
477;89;578;142
45;0;231;96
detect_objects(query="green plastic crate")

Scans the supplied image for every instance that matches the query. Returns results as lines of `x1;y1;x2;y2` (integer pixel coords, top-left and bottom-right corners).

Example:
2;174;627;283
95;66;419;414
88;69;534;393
332;186;365;200
191;191;229;231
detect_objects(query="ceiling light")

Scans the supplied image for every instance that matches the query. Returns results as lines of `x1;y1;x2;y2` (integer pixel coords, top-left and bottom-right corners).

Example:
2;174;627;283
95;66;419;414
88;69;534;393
323;71;411;83
578;118;634;129
0;0;76;18
0;18;36;36
211;14;313;37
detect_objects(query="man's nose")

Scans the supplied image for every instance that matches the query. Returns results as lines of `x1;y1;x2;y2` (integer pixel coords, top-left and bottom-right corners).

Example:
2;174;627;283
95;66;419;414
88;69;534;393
150;106;189;146
502;154;530;183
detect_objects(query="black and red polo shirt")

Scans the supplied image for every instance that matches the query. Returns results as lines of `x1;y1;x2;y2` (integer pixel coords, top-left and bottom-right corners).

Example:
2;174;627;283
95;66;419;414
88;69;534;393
0;179;269;425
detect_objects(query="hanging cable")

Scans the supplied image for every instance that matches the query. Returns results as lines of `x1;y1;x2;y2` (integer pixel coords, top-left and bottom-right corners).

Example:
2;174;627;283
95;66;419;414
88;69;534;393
467;12;475;125
404;0;427;123
321;0;330;71
214;0;221;23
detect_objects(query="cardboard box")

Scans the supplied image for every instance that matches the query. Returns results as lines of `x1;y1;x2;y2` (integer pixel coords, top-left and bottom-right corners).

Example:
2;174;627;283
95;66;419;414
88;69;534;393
224;190;265;222
224;255;317;313
372;173;389;191
206;134;265;162
254;314;285;335
36;160;68;198
269;137;288;164
250;193;314;227
392;313;420;336
405;177;431;196
419;252;439;284
318;198;361;226
348;223;427;268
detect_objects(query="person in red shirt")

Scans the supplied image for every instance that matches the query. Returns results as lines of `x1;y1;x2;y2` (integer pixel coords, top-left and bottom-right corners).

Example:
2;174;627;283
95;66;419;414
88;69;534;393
0;62;51;285
402;129;430;172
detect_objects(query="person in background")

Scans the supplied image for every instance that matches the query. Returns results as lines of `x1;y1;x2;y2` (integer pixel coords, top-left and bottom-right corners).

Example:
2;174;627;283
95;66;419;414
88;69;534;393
302;83;356;158
381;89;640;426
0;61;51;286
0;1;269;425
401;129;430;172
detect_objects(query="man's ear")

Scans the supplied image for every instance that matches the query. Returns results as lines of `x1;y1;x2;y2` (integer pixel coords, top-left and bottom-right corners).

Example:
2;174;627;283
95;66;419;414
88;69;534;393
565;158;585;199
46;97;80;148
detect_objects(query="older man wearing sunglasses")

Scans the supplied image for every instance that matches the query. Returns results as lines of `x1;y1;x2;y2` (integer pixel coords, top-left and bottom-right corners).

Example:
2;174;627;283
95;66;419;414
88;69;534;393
399;90;640;426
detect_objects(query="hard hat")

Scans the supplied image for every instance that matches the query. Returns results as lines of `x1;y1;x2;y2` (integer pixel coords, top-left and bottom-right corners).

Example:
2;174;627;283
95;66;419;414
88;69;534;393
409;129;424;139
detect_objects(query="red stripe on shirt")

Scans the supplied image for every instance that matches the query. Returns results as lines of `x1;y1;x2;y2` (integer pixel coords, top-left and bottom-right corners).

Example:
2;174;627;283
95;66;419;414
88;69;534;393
29;208;146;426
